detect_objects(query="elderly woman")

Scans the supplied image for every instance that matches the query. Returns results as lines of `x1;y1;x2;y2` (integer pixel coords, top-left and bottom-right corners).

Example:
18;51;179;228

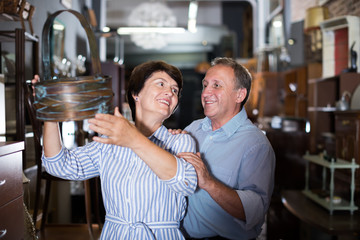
39;61;197;239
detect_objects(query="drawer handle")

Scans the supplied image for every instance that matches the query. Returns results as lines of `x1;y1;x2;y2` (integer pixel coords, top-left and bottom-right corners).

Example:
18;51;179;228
0;229;7;238
0;180;5;186
342;120;350;125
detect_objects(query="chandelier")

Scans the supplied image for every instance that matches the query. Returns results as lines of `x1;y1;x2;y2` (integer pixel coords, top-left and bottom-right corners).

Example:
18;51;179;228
127;1;178;49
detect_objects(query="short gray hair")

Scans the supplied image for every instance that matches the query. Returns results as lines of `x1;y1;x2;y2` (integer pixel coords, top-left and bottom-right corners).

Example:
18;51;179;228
211;57;252;107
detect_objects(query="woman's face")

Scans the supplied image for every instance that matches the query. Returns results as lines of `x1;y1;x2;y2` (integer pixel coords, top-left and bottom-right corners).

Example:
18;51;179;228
135;71;179;120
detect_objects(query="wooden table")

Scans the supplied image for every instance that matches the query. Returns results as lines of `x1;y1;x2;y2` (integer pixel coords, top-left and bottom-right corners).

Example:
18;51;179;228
281;190;360;238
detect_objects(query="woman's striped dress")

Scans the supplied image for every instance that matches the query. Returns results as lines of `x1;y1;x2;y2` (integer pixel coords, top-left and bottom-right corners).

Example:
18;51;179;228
42;125;197;239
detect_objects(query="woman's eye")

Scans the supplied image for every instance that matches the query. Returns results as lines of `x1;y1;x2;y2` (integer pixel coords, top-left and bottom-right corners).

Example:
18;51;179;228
172;88;178;94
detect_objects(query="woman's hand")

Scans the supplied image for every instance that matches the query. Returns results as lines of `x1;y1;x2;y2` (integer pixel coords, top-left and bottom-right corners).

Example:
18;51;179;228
31;74;40;96
32;74;40;84
88;107;141;148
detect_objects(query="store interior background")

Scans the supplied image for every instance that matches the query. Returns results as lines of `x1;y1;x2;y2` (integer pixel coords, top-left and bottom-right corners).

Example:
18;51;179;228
1;0;360;239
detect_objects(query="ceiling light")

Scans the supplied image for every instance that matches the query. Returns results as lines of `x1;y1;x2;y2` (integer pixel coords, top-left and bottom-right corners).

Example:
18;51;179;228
188;0;198;33
102;26;110;33
53;23;64;31
272;20;282;28
126;1;180;49
117;27;185;35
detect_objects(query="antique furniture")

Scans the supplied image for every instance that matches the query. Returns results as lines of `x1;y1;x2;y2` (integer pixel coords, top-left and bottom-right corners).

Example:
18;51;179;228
282;190;360;238
334;110;360;208
302;152;359;214
0;29;38;167
0;141;24;239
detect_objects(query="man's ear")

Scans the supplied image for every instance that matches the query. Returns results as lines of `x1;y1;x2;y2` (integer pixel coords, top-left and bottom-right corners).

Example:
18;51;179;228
236;88;247;103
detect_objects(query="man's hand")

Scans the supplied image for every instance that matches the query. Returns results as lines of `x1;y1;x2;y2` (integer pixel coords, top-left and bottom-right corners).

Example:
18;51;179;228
88;107;140;148
168;129;188;135
177;152;212;190
179;151;246;220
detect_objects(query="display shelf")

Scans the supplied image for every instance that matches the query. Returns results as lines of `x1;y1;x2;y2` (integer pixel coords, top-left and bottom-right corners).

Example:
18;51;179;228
307;106;336;112
0;30;37;42
303;152;359;214
0;28;38;168
302;190;357;212
308;75;339;84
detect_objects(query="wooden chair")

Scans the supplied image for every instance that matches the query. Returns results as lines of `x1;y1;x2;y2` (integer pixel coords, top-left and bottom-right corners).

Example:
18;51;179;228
24;82;102;239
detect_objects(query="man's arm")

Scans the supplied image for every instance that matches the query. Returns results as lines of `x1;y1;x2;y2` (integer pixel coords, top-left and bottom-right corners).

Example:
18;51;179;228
177;152;245;220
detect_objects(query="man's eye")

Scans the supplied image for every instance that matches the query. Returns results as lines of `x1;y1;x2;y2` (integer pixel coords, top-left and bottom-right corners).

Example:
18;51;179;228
214;83;220;88
158;82;164;86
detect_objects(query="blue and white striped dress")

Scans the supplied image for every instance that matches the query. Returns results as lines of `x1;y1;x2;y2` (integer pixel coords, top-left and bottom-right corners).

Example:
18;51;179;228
42;125;197;239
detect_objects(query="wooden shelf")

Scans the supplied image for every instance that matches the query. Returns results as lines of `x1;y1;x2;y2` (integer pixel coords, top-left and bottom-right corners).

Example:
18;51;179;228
0;30;38;42
302;190;357;212
303;154;359;168
0;12;21;21
303;153;359;214
0;29;39;169
308;75;339;84
308;106;337;112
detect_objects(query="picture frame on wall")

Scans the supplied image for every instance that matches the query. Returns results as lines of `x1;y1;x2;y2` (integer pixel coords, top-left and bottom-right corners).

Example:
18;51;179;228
61;0;72;9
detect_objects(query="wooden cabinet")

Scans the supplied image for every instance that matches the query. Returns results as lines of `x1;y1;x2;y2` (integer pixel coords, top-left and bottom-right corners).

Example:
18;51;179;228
307;75;339;153
305;72;360;206
335;110;360;192
283;66;308;118
0;141;24;240
307;73;360;154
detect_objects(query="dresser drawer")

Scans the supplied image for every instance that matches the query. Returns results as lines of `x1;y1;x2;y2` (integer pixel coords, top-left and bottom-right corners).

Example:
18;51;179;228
0;196;24;240
0;151;23;207
335;117;357;132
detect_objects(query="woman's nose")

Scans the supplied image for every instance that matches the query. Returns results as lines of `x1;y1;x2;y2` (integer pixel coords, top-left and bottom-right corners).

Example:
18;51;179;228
164;87;173;96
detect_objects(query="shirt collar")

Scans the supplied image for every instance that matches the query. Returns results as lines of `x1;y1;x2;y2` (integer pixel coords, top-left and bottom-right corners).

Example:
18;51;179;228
149;125;168;142
199;108;248;137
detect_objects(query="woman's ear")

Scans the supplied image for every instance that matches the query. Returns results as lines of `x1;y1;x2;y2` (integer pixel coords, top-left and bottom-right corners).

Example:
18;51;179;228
236;88;247;103
132;94;139;102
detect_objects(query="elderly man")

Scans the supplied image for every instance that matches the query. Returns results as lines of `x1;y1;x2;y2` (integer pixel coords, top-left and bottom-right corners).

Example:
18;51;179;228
178;57;276;240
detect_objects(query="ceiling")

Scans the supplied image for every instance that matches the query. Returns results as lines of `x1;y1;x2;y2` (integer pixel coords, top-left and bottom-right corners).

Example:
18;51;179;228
102;0;257;67
105;0;224;28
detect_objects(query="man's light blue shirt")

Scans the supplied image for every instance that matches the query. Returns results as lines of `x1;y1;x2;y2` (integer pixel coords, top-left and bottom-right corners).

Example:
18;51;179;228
183;108;276;240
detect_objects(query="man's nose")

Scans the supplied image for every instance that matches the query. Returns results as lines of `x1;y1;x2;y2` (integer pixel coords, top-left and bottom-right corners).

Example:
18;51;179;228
202;85;211;95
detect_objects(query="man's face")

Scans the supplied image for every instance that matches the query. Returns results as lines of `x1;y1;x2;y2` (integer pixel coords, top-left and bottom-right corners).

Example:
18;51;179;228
201;65;244;128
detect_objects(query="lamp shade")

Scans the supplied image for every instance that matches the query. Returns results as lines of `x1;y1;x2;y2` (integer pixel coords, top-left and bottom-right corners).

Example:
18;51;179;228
304;6;329;32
